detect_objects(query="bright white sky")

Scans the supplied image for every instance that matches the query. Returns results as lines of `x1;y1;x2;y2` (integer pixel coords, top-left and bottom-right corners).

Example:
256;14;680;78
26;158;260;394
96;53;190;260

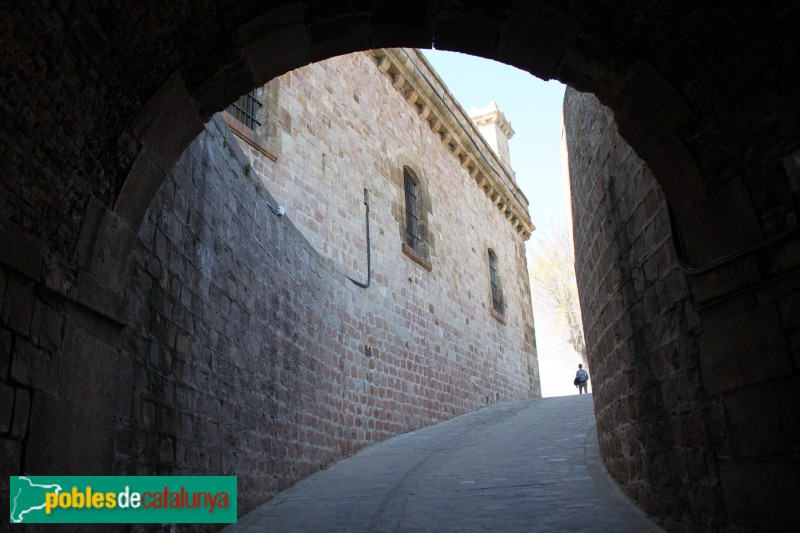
422;50;584;397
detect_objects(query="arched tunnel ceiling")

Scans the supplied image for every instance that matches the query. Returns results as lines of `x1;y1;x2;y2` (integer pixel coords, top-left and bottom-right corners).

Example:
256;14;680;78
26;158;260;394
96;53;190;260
0;0;798;312
1;4;799;530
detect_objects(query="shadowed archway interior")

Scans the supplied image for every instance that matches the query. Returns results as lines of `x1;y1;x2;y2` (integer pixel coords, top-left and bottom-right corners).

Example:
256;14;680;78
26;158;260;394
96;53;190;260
1;2;798;531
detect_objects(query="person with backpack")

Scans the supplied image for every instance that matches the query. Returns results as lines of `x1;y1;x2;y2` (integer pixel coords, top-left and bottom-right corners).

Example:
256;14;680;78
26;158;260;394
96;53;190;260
574;364;589;394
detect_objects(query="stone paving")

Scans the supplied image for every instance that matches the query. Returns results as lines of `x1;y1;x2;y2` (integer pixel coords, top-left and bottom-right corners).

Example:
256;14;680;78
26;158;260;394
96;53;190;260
225;395;664;532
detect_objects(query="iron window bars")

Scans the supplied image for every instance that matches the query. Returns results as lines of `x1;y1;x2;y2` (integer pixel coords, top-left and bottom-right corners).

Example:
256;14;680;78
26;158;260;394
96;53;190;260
227;90;262;131
404;168;421;251
489;250;503;314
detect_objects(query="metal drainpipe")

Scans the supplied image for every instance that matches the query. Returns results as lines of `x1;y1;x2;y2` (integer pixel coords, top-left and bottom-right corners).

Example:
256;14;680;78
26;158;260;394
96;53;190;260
347;188;371;288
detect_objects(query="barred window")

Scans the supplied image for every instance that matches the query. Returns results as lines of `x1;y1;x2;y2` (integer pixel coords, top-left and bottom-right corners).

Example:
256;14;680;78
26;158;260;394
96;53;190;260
489;249;504;315
226;89;262;131
404;168;421;251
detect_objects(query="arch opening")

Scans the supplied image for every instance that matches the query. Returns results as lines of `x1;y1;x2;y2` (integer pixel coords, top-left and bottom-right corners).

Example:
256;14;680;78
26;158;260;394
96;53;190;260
1;3;799;531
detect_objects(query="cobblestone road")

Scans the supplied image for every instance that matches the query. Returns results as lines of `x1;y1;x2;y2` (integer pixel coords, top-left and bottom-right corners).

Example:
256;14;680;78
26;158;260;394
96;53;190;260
225;395;664;532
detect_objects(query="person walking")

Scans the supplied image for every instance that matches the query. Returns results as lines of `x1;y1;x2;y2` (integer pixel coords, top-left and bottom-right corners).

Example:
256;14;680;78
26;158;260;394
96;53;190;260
575;364;589;394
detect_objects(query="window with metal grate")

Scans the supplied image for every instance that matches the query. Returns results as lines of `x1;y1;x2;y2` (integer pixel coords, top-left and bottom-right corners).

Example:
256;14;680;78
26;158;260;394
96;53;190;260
489;249;504;315
226;89;262;131
404;168;421;251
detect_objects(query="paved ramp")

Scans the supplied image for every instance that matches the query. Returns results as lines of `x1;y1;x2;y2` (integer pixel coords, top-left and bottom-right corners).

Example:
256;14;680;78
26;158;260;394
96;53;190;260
226;395;663;532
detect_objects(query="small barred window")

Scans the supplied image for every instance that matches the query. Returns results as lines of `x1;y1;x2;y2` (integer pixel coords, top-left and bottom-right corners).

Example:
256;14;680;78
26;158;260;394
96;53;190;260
226;89;262;131
404;168;421;251
489;249;504;315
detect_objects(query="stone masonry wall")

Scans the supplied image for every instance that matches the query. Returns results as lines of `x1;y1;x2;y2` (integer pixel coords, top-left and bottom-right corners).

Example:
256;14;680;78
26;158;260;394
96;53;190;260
129;110;536;515
237;50;539;399
565;88;800;532
3;4;800;531
1;101;536;526
564;89;723;530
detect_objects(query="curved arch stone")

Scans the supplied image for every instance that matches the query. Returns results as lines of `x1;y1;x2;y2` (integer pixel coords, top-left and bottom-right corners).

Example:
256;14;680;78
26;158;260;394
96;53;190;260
2;3;799;530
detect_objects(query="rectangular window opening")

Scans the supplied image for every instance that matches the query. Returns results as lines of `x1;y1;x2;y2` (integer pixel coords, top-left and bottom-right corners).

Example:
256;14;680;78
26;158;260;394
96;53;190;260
404;169;420;250
227;90;262;131
489;252;503;314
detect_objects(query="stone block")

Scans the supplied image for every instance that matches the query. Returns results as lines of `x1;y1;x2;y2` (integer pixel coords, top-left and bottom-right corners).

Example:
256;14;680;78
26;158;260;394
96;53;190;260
723;383;789;458
308;14;371;63
0;435;22;473
87;208;139;292
779;290;800;330
25;394;114;474
790;330;800;370
113;150;168;233
193;58;255;122
433;16;500;59
130;73;204;176
0;382;14;433
496;5;576;81
645;136;704;210
158;436;175;464
10;388;29;438
371;3;434;48
0;266;6;310
0;328;11;379
698;306;792;396
0;215;44;282
718;458;798;531
10;338;53;392
60;323;134;419
612;62;691;159
76;195;109;271
674;177;762;266
0;436;20;532
242;25;312;88
1;277;35;336
763;238;800;277
30;299;65;352
76;271;127;325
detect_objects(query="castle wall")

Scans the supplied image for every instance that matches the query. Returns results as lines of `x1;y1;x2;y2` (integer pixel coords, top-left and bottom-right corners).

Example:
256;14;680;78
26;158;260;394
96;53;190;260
565;88;800;531
237;50;539;400
0;51;538;520
565;88;721;528
3;4;800;531
128;100;535;513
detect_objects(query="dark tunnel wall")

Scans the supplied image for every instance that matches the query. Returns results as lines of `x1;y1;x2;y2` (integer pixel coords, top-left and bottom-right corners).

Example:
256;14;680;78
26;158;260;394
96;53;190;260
565;88;800;532
1;2;800;530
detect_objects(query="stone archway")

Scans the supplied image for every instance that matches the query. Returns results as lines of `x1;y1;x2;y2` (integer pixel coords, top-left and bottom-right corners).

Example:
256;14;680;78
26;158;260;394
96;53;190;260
1;2;799;531
4;3;794;311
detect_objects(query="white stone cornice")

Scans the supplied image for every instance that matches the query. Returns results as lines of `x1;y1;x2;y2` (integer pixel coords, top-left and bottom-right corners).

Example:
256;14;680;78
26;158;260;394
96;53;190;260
369;48;534;239
471;108;515;139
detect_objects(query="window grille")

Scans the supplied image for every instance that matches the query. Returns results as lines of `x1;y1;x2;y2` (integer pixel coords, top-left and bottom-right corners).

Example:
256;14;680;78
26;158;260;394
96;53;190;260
404;168;420;250
226;89;262;131
489;250;503;314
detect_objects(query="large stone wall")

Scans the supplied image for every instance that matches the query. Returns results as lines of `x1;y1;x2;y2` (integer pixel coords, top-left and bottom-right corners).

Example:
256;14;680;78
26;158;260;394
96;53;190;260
235;50;538;399
565;88;800;532
3;3;800;531
137;105;537;509
1;94;537;525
